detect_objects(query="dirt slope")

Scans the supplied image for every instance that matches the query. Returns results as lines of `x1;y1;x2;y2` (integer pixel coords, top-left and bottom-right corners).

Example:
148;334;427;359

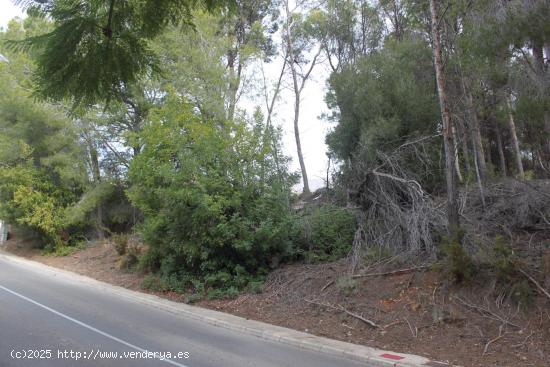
2;238;549;367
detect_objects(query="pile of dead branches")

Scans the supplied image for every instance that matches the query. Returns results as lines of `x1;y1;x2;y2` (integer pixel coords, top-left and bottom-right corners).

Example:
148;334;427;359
348;137;447;270
346;135;550;272
462;179;550;235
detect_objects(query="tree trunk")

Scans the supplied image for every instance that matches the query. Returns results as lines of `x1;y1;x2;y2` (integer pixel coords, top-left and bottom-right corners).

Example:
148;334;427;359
457;117;471;176
461;77;487;181
472;129;486;210
430;0;460;232
226;49;241;123
391;0;403;41
285;0;310;195
292;87;310;195
495;123;507;177
89;146;104;239
452;124;463;182
326;154;331;191
262;59;287;180
533;43;550;168
506;95;525;179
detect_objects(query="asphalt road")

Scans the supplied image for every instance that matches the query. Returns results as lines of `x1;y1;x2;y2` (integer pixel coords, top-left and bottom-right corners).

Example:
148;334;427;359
0;255;365;367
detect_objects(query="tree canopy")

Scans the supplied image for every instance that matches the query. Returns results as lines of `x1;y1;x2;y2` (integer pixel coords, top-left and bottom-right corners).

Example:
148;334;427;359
14;0;233;106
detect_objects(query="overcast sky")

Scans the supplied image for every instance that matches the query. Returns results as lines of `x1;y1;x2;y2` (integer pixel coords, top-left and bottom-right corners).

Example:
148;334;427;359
0;0;332;191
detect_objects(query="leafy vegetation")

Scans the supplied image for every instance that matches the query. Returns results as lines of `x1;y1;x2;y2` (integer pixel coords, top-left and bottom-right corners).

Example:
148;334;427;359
298;205;356;262
127;93;296;290
1;0;549;303
440;230;475;284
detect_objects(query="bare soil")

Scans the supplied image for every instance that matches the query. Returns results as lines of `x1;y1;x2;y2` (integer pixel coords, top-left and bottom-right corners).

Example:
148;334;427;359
2;237;549;367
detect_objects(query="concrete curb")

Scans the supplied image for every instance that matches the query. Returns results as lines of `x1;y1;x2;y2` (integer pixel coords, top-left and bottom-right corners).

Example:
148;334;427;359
0;251;454;367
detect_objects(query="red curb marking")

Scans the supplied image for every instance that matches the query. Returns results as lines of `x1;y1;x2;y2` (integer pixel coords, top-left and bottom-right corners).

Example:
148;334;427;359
380;353;405;360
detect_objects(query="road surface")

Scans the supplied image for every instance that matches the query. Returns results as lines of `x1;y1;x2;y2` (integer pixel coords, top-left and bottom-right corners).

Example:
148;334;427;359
0;254;366;367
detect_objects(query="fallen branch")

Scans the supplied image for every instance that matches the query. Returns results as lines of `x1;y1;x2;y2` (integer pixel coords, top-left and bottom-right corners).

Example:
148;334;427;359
483;324;506;355
352;265;430;279
455;297;521;329
519;268;550;300
304;299;379;329
404;317;418;338
383;319;403;329
320;280;334;292
512;331;535;349
342;308;379;329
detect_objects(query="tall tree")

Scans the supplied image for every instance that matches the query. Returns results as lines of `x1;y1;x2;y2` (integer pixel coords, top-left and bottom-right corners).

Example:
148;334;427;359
283;0;322;195
506;94;525;179
221;0;279;122
429;0;459;231
15;0;231;106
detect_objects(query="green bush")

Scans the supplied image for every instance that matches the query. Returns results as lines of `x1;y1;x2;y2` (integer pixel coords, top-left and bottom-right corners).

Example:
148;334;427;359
510;280;533;310
207;286;240;300
140;275;169;292
440;230;474;283
128;96;297;292
246;280;264;294
490;237;534;309
300;205;356;262
185;293;203;304
42;240;86;257
137;246;162;272
336;276;358;297
492;236;516;283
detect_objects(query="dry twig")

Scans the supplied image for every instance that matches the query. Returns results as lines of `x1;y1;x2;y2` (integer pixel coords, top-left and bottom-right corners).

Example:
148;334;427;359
455;297;521;329
405;318;418;338
483;324;506;355
383;319;403;329
512;331;535;349
352;265;430;279
519;268;550;300
304;299;379;329
320;280;334;292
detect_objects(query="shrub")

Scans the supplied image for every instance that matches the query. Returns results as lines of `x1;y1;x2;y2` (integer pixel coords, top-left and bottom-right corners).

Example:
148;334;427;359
510;280;533;310
336;276;358;297
246;280;264;294
490;236;534;309
128;96;297;292
140;275;169;292
492;236;516;283
300;204;356;262
42;241;86;257
112;233;129;256
119;253;138;270
185;293;203;304
137;246;162;272
207;286;240;300
440;230;474;283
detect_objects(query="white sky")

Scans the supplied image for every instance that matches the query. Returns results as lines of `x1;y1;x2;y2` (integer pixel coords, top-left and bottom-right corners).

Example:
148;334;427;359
0;0;23;30
0;0;331;191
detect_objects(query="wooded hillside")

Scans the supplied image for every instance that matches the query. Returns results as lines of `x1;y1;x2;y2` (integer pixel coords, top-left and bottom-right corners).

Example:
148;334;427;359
0;0;549;307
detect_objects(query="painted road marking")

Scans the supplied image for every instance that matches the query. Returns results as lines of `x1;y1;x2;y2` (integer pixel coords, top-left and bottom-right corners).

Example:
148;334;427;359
380;353;405;360
0;284;189;367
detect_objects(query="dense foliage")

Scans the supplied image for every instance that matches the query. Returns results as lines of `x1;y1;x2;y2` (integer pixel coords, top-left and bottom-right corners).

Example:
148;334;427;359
14;0;231;106
1;0;549;298
0;22;87;245
128;94;297;290
326;37;443;189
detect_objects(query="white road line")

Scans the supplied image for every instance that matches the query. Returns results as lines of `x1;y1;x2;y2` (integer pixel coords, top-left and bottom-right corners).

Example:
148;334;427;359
0;284;189;367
